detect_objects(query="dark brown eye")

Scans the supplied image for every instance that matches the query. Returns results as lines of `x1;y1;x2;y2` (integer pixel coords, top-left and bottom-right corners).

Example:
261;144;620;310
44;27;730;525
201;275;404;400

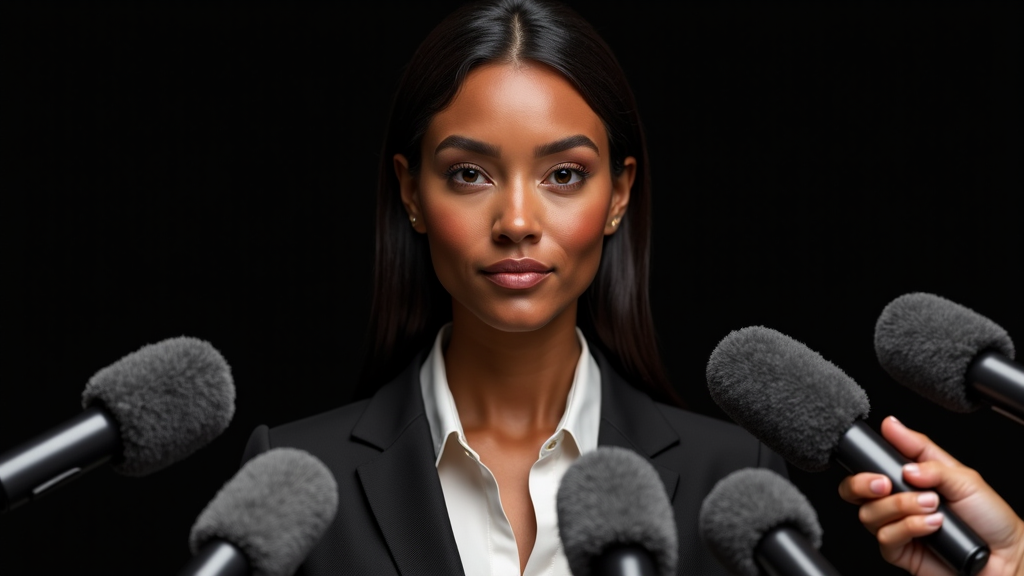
461;168;479;183
544;166;586;187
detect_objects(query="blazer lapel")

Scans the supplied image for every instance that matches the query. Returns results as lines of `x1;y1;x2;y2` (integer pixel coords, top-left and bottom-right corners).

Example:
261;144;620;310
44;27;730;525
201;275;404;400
345;347;678;574
595;351;681;502
352;354;466;576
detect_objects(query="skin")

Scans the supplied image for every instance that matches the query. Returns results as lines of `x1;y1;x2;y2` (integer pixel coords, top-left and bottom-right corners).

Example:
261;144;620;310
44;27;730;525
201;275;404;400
394;62;635;573
839;416;1024;576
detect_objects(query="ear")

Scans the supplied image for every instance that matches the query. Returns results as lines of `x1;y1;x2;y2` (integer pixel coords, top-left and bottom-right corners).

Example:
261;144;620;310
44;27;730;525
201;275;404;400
394;154;426;233
605;156;636;235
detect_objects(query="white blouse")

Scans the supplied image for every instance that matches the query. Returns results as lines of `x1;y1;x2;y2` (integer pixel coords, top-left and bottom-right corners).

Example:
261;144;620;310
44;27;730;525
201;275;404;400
420;325;602;576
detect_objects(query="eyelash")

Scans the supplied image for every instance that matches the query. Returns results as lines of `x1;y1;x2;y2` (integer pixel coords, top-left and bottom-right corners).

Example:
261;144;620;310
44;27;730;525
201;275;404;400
545;163;591;191
443;163;490;187
442;162;592;191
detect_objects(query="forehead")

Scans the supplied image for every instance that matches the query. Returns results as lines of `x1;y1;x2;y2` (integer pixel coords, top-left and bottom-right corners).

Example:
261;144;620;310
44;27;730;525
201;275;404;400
425;62;608;154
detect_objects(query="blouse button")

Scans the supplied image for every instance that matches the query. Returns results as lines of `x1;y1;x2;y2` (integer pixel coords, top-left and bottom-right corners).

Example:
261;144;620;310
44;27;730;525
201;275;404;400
546;440;557;450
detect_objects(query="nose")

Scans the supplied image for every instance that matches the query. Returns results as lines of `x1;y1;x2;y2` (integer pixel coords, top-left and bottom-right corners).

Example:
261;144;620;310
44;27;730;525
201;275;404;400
491;174;542;245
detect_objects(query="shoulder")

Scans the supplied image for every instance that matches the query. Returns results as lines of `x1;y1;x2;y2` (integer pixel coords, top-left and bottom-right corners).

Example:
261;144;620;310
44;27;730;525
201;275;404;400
653;402;757;449
651;401;788;477
241;399;380;471
270;400;373;443
241;350;428;471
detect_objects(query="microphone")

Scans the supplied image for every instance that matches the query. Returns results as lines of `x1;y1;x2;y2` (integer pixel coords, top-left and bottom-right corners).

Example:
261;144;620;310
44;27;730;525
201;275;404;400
0;337;234;513
180;448;338;576
706;326;990;576
699;468;840;576
874;292;1023;425
556;446;677;576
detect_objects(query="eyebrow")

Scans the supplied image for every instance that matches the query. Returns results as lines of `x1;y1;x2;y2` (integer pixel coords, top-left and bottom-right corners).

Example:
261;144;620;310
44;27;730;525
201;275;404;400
433;134;600;158
435;136;501;158
534;134;600;157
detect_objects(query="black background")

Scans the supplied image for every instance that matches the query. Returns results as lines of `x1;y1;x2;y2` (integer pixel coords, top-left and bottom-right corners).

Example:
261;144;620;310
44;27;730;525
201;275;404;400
2;2;1022;574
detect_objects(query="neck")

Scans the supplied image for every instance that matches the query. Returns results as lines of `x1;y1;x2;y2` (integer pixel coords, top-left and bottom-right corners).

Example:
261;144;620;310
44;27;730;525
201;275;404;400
444;301;582;436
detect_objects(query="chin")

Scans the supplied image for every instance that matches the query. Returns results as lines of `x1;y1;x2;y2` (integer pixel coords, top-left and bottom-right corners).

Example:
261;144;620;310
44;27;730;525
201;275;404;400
470;302;571;334
480;313;557;333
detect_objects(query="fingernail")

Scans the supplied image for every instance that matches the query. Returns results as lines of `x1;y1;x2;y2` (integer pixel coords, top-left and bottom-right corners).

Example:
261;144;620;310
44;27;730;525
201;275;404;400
870;478;888;494
925;512;944;527
904;463;920;476
917;492;938;509
889;415;902;425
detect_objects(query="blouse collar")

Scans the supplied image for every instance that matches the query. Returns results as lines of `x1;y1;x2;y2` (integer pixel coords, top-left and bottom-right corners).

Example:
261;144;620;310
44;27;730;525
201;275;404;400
420;323;602;466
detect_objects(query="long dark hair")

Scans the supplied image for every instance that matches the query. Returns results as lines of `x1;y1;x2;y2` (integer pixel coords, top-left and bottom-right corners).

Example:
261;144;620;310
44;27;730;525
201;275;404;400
359;0;679;406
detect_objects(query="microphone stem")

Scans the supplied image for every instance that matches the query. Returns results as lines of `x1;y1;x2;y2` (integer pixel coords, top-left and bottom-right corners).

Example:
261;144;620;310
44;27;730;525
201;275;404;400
0;406;121;513
967;351;1024;424
754;526;842;576
835;420;990;576
178;540;249;576
593;543;659;576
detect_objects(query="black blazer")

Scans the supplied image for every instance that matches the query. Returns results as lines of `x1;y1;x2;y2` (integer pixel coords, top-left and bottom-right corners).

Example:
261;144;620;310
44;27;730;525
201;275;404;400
242;350;789;575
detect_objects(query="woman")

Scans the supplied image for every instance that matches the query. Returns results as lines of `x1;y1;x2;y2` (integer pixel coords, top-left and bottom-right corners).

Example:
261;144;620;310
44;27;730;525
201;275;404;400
242;1;788;574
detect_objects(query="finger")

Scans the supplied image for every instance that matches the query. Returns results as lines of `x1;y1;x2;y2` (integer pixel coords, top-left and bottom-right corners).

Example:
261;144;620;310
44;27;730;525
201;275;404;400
876;512;945;562
858;491;941;534
903;460;986;503
881;416;960;467
839;473;891;505
902;450;1024;552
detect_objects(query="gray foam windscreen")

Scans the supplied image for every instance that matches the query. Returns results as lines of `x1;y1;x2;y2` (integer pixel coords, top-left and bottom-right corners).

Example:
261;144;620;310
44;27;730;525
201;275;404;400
81;336;235;476
556;446;677;576
706;326;870;472
874;292;1015;412
189;448;339;576
699;468;822;576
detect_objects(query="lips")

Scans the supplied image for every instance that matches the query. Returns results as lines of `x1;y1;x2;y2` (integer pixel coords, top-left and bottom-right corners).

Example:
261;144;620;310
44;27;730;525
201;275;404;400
481;258;552;289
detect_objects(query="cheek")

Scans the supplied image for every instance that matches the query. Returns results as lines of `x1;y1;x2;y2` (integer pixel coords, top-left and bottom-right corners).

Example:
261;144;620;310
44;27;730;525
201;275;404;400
425;208;473;251
420;196;489;274
549;198;609;271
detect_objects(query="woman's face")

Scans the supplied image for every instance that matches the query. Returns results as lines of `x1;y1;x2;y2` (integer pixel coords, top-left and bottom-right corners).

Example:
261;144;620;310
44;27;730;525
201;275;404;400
396;62;634;333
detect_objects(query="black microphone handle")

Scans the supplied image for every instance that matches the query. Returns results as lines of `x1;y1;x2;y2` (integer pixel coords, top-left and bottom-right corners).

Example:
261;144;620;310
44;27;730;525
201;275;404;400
0;406;121;513
967;351;1024;425
592;544;658;576
177;540;250;576
835;420;990;576
754;525;842;576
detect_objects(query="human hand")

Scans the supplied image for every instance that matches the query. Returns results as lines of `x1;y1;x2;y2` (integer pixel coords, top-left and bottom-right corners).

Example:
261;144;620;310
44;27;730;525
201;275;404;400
838;416;1024;576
